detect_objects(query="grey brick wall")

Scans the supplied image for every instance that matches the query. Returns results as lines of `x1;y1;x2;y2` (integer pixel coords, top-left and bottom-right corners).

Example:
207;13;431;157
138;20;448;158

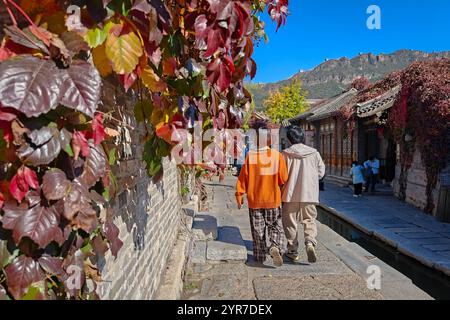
95;81;182;300
393;148;439;216
0;10;183;299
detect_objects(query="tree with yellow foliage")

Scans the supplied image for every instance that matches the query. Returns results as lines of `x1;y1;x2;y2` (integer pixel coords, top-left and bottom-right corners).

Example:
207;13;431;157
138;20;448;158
264;79;309;124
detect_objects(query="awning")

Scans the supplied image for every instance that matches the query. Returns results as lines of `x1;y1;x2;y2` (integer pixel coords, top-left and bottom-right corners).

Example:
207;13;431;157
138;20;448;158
356;86;401;118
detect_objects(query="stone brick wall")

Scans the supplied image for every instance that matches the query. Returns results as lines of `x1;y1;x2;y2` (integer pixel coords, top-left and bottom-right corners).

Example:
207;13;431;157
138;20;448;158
0;6;183;298
393;149;439;216
94;81;182;299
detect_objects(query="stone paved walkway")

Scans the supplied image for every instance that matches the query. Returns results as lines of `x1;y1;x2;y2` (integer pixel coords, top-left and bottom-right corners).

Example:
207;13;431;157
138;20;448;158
182;176;432;300
319;183;450;277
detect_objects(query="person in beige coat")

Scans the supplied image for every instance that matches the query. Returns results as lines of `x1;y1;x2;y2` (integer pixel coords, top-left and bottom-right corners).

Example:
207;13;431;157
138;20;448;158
282;126;325;263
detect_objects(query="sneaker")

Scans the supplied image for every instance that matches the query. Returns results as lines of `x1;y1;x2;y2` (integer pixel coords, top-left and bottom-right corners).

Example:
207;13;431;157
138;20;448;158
269;246;283;267
285;252;300;263
353;194;358;198
305;242;317;263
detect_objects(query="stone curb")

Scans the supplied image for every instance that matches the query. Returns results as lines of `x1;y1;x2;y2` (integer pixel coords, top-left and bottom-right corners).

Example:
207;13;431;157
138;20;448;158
318;203;450;277
154;199;198;300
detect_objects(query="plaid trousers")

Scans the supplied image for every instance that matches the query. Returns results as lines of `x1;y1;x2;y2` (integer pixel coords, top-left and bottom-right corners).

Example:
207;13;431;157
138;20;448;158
248;207;286;262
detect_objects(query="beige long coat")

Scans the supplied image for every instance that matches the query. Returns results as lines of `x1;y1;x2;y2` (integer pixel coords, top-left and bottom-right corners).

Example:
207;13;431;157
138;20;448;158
282;144;325;204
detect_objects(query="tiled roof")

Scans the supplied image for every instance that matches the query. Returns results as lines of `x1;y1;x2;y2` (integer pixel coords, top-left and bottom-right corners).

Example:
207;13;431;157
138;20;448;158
356;85;401;118
289;99;330;122
307;88;358;121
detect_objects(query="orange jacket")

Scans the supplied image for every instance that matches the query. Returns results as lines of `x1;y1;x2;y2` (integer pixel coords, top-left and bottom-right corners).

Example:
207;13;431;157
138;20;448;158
236;147;288;209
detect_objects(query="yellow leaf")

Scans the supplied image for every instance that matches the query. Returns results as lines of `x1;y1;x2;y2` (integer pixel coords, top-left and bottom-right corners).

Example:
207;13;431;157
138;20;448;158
150;108;175;126
92;43;113;77
150;108;164;126
141;66;168;93
105;30;143;75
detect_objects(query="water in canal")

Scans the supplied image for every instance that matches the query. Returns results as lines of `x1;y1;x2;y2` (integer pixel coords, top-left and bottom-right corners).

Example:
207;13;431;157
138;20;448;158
317;207;450;300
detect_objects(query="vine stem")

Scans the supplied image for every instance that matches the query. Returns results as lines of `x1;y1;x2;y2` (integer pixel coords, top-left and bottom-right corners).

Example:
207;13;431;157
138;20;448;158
2;0;49;52
2;0;17;26
46;275;58;288
96;110;135;130
4;0;38;28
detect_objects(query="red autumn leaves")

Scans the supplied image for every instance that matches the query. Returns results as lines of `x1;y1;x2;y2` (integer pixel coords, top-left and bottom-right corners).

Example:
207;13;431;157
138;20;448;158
9;166;39;203
206;55;236;93
156;114;187;145
186;0;254;93
4;113;106;205
266;0;289;31
72;113;106;160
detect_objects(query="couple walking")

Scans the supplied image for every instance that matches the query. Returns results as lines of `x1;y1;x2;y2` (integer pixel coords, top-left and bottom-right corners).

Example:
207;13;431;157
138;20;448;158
235;123;325;266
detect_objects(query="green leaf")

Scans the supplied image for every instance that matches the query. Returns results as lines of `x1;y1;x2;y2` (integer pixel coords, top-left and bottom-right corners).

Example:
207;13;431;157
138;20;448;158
85;27;107;48
21;285;41;300
148;159;162;177
108;148;117;165
5;249;20;266
167;78;191;96
156;139;170;158
81;243;93;254
102;186;110;201
167;32;184;56
107;0;132;15
65;144;74;157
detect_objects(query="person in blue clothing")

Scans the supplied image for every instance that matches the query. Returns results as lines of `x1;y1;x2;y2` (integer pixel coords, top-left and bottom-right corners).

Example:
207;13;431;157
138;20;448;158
350;160;365;197
363;155;380;193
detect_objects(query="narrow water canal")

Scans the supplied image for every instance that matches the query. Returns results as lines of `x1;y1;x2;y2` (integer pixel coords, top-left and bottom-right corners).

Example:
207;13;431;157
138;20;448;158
317;207;450;300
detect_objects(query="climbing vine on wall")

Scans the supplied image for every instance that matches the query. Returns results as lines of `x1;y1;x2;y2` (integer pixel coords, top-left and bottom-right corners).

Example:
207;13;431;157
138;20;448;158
339;59;450;212
0;0;289;299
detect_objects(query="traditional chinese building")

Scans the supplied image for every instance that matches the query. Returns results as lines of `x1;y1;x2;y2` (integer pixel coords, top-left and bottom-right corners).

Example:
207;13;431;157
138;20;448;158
286;69;449;221
287;88;358;184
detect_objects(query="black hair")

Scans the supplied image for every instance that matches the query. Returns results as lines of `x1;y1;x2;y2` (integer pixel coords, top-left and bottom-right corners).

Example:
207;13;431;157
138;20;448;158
286;125;305;144
352;160;359;166
369;155;375;161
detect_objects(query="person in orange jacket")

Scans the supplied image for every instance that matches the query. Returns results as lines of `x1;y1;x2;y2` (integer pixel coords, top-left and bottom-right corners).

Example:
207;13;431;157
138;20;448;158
235;120;288;267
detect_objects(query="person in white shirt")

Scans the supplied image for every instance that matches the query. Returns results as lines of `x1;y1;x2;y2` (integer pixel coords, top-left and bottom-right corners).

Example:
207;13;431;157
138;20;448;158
363;156;380;193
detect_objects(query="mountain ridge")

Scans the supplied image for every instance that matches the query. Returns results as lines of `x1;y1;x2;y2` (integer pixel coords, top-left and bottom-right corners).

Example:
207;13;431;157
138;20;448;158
247;49;450;110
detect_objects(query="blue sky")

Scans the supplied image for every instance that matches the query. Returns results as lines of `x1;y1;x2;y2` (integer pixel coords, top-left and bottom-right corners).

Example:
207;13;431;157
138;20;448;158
252;0;450;83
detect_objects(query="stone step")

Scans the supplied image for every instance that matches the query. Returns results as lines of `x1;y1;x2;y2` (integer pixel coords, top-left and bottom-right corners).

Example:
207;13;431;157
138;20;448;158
192;213;218;241
206;226;247;262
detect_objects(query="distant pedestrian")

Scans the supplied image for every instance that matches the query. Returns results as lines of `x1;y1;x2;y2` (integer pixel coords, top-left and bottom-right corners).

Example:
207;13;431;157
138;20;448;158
363;156;380;193
235;136;250;177
235;120;288;267
350;161;365;197
281;126;325;263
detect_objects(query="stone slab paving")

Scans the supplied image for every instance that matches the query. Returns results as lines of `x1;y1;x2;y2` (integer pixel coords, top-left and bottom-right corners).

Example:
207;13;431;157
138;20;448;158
319;183;450;276
206;241;247;261
253;274;381;300
190;241;207;264
192;214;218;241
182;176;432;300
